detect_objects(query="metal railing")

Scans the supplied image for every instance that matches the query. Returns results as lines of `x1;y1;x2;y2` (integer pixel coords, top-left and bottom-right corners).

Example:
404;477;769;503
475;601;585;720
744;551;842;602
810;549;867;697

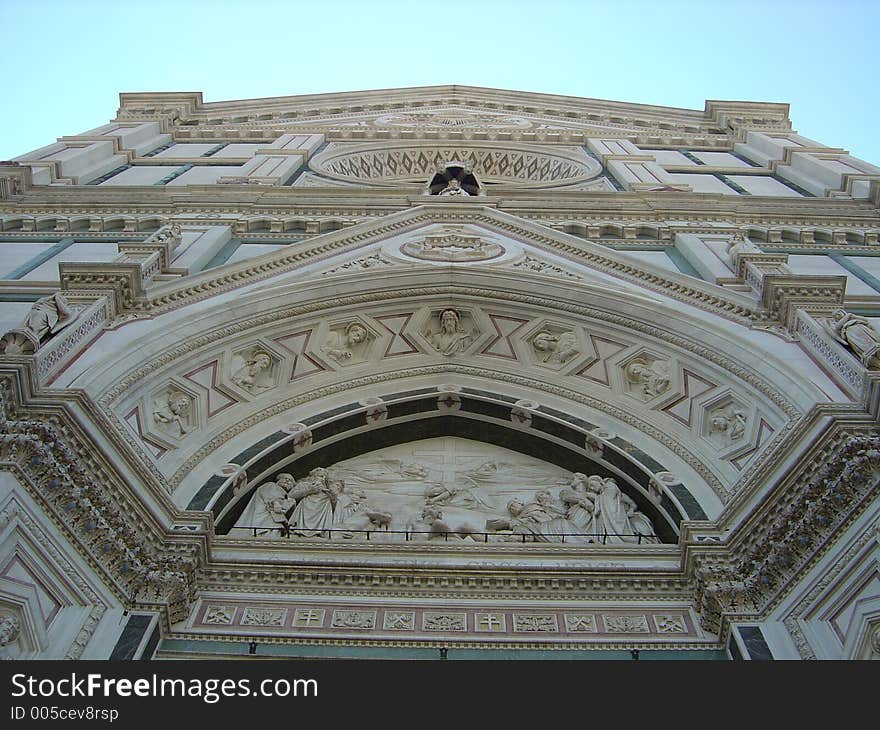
229;525;658;544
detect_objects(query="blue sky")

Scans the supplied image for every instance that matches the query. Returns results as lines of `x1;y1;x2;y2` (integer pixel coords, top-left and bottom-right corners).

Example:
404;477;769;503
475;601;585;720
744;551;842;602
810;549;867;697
2;0;878;165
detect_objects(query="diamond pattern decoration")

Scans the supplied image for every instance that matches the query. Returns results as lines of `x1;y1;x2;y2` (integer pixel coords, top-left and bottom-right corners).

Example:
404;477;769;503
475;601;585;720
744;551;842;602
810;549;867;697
272;329;326;381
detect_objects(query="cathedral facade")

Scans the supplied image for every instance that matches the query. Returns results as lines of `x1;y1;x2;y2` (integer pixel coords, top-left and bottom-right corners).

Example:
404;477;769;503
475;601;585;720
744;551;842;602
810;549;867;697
0;86;878;660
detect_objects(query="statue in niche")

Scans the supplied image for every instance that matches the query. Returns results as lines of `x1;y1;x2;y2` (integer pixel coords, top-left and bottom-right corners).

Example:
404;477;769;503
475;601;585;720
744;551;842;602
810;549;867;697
438;178;469;197
709;409;748;442
322;322;369;362
0;613;21;659
425;309;472;356
21;292;76;342
233;473;296;536
624;358;671;398
231;351;273;393
152;391;192;435
592;477;656;544
826;308;880;369
532;330;580;364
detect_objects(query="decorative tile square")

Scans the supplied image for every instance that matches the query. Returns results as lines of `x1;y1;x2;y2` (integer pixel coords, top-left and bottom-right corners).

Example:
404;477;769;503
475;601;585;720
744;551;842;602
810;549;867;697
382;611;415;630
292;608;326;628
474;612;506;632
203;605;236;625
240;607;286;627
603;615;650;633
653;614;687;633
422;612;467;631
564;614;597;633
512;614;558;632
331;610;377;630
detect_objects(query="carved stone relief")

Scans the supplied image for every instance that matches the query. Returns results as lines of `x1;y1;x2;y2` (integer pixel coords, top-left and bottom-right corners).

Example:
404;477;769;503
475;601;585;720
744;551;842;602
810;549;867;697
400;226;504;262
622;355;671;401
152;389;194;437
0;293;79;355
321;321;372;364
530;327;580;366
423;308;476;356
825;309;880;369
230;347;278;394
704;399;750;448
229;437;658;543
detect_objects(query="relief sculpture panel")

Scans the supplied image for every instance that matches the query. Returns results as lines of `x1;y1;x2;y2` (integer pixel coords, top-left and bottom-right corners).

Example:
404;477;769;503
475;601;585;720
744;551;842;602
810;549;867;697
230;437;658;543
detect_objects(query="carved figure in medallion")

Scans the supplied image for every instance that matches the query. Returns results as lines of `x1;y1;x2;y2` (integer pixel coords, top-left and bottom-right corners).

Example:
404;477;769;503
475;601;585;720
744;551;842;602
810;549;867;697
532;330;580;364
322;322;369;362
0;614;21;648
708;409;747;442
826;308;880;369
426;309;472;356
153;391;192;435
624;358;671;398
231;351;273;393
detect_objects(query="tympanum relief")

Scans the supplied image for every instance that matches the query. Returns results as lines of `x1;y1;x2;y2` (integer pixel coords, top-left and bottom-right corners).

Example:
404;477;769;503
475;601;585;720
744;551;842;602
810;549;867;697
230;437;658;543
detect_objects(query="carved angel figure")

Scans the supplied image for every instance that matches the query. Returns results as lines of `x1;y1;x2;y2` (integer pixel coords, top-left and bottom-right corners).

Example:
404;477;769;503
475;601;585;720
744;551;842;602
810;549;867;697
826;308;880;369
21;292;75;341
426;309;472;356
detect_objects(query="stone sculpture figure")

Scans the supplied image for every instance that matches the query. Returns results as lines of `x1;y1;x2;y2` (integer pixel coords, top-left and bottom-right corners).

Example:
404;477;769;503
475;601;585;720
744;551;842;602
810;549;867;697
438;178;469;196
288;468;347;537
21;292;75;342
592;477;656;544
234;473;296;536
559;472;596;533
621;493;658;544
532;330;580;364
709;409;747;441
153;391;192;435
624;358;671;398
231;351;273;393
827;308;880;369
426;309;472;356
486;497;579;543
0;614;21;647
322;322;369;361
